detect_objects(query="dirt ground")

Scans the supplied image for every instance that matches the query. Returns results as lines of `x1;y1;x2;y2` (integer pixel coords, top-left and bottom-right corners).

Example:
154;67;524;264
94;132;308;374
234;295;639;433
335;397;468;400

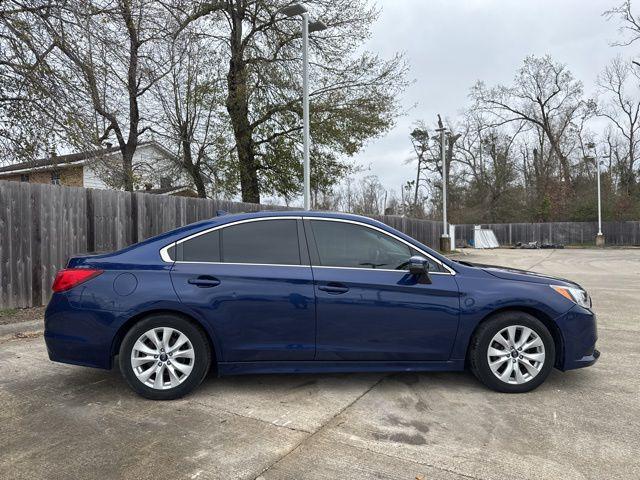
0;306;45;325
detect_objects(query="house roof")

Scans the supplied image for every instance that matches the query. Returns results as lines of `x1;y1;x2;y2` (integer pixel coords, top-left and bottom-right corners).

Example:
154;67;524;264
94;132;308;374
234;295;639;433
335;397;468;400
0;141;170;176
137;185;198;196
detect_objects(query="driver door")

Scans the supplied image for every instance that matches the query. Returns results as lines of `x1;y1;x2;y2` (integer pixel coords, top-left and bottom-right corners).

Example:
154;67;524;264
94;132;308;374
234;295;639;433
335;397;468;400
305;218;460;361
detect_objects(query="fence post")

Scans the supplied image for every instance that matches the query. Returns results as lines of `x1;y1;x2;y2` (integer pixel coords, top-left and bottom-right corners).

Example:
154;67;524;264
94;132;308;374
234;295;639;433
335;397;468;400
86;189;95;253
130;192;139;244
30;185;42;306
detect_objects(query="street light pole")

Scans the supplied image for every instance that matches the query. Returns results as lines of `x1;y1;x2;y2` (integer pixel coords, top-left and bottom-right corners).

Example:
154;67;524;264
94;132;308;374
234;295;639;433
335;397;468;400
587;142;605;247
597;156;602;236
280;4;326;211
302;12;310;211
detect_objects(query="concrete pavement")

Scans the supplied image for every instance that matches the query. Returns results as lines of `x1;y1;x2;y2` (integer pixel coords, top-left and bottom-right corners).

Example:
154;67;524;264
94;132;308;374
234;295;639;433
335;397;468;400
1;248;639;479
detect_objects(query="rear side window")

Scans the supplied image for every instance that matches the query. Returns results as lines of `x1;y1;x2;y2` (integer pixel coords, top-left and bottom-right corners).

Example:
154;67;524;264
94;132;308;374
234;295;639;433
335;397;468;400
179;230;220;262
221;219;300;265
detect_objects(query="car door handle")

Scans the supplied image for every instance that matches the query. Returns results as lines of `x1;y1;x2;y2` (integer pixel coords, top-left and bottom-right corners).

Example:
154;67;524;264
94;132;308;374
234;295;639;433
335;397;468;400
318;283;349;294
188;276;221;288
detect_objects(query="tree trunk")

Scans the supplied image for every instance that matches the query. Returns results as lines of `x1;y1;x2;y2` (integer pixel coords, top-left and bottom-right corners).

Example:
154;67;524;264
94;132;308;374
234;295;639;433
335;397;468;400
122;1;141;193
121;145;135;191
225;11;260;204
192;169;207;198
181;138;207;198
626;132;636;196
545;130;572;187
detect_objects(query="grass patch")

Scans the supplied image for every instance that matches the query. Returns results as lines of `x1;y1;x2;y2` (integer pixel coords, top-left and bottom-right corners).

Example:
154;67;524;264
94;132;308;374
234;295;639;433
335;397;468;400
0;308;18;317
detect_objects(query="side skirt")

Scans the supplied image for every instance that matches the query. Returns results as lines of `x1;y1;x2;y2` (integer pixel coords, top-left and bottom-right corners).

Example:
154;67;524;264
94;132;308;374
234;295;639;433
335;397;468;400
217;360;465;376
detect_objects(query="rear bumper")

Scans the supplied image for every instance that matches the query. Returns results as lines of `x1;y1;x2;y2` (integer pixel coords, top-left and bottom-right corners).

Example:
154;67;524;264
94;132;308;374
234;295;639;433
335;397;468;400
44;293;113;369
556;305;599;371
44;332;111;370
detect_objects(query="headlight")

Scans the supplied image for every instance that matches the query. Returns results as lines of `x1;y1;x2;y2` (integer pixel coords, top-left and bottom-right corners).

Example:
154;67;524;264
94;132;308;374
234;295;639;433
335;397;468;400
550;285;591;308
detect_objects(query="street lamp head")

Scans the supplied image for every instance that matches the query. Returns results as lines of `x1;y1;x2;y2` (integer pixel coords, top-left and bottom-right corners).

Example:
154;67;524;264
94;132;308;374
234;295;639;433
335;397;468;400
280;3;308;17
308;20;328;33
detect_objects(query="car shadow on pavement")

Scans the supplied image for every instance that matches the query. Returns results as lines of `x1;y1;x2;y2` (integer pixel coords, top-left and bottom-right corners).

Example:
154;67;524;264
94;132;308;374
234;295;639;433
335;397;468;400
41;360;600;404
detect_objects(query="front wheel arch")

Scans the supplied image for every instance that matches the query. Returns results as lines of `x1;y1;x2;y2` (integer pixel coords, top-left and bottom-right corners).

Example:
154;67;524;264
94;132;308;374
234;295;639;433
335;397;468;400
468;310;556;392
466;307;564;369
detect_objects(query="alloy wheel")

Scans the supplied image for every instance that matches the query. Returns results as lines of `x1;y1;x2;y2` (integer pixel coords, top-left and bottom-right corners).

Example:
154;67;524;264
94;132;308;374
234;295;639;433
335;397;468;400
486;325;546;385
130;327;195;390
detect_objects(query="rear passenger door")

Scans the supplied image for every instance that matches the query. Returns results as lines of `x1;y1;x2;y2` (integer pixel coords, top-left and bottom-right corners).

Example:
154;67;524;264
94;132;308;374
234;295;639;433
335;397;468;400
169;217;316;362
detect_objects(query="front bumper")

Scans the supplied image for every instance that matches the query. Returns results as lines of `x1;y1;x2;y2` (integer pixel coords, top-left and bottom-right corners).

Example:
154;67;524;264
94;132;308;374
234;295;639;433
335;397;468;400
571;348;600;369
556;305;599;371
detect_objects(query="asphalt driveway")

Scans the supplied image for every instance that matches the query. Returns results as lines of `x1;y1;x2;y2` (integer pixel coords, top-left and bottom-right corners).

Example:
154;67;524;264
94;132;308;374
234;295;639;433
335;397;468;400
1;249;639;479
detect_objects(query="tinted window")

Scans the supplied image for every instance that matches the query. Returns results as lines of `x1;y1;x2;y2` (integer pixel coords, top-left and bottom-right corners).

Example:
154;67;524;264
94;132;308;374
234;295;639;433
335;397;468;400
221;219;300;265
311;220;443;271
180;230;220;262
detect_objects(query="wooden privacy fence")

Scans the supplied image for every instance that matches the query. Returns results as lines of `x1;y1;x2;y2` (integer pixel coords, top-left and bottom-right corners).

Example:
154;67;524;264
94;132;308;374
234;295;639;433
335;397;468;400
0;181;444;309
455;221;640;247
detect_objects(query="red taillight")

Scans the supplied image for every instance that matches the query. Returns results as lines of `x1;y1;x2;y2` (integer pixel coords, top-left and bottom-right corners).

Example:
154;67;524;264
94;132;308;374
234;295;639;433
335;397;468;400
52;268;103;292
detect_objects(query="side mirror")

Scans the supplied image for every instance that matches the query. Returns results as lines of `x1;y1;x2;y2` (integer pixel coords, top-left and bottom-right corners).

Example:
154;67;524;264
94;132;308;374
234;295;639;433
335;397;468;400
408;255;432;284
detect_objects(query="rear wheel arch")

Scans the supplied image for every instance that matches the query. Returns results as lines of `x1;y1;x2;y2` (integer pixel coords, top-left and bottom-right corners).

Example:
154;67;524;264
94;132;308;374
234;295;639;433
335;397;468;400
467;306;564;368
111;309;219;370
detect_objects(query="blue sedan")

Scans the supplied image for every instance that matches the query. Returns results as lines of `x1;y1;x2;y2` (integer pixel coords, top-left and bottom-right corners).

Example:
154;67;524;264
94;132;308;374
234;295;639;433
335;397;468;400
44;211;599;399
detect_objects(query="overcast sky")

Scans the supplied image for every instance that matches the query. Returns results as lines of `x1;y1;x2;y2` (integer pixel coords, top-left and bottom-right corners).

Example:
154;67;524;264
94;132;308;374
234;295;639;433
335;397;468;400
349;0;628;192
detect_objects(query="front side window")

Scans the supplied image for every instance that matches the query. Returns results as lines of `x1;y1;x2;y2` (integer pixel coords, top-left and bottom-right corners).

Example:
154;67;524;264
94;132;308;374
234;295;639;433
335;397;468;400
174;219;301;265
51;171;61;185
310;220;443;272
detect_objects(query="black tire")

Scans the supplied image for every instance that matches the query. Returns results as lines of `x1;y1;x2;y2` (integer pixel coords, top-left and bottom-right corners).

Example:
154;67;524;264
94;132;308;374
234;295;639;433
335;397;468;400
469;311;555;393
119;314;211;400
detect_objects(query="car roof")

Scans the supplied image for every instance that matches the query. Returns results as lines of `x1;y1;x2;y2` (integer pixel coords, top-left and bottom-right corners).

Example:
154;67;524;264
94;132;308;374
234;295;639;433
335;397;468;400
213;210;380;223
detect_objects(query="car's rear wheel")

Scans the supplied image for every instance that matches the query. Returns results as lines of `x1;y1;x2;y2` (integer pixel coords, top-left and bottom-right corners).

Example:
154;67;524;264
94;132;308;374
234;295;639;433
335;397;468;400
469;311;555;393
119;314;211;400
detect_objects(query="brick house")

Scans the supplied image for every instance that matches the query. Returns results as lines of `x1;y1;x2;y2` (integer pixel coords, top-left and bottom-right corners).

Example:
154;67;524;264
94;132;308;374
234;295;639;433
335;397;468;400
0;141;198;196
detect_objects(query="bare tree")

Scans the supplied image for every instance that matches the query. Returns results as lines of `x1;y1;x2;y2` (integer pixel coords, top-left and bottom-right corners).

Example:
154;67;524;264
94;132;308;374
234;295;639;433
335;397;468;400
1;0;171;190
454;111;524;222
471;55;592;187
597;55;640;195
606;1;640;56
152;23;230;197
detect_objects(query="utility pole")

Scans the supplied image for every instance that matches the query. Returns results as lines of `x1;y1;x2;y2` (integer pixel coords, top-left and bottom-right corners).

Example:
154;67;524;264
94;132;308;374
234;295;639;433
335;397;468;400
436;114;450;253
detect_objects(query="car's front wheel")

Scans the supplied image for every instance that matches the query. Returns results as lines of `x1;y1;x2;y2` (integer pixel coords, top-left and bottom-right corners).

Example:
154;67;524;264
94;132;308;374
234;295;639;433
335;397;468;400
469;311;555;393
119;314;211;400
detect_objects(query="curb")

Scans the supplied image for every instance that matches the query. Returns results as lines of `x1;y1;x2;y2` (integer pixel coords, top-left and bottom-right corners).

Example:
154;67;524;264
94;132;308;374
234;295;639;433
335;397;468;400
0;319;43;338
